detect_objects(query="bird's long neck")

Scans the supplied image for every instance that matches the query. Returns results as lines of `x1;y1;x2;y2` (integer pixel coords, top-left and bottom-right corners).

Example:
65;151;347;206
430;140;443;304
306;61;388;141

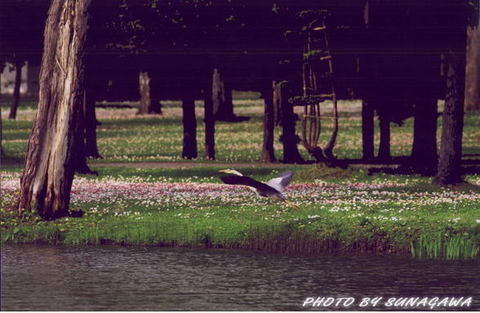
229;170;244;176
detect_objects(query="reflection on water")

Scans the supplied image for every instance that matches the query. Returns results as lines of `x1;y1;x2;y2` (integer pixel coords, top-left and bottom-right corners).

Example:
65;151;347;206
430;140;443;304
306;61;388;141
1;244;479;310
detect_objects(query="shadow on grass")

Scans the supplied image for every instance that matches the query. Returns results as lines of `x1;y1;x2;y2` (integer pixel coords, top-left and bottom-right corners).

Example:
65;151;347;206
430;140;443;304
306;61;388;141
1;154;24;169
86;165;303;182
380;181;480;194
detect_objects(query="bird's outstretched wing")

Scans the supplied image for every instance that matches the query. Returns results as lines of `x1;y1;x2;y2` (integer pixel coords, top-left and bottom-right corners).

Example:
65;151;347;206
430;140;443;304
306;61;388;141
265;171;293;192
220;175;269;189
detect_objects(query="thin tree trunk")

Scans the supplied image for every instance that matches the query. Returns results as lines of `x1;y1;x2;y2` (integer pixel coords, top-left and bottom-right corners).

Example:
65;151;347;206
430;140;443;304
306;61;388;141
26;63;40;98
212;68;224;119
137;71;151;115
0;105;3;156
223;83;234;118
182;96;197;159
261;82;276;163
377;117;391;160
204;70;215;160
465;25;480;111
435;51;466;185
149;73;162;114
73;92;97;175
84;88;101;159
411;98;438;174
18;0;92;219
150;95;162;114
362;100;375;160
0;72;3;156
324;95;339;160
215;72;236;121
276;81;303;163
8;60;23;120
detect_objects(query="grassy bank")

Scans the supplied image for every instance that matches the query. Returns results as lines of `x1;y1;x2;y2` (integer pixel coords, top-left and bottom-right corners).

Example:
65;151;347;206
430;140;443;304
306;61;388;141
2;165;479;259
1;99;479;259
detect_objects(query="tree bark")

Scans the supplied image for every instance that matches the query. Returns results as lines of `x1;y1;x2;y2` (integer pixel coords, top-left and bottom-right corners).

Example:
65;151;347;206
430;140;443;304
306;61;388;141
137;71;151;115
260;82;276;163
149;73;162;114
212;68;224;119
204;70;215;160
465;25;480;111
411;98;438;174
362;100;375;160
0;104;3;156
182;96;197;159
26;63;40;99
214;70;237;122
276;81;303;163
72;92;97;176
0;73;3;156
435;51;466;185
324;95;339;160
377;117;391;160
222;83;235;118
137;71;162;114
150;94;163;114
18;0;92;219
8;59;23;120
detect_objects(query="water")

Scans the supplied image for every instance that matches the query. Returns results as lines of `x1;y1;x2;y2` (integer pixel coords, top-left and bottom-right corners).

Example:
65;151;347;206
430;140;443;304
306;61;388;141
1;244;479;310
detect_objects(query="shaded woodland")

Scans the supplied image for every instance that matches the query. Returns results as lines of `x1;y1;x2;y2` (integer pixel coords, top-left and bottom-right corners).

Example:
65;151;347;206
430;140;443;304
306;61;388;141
0;0;478;219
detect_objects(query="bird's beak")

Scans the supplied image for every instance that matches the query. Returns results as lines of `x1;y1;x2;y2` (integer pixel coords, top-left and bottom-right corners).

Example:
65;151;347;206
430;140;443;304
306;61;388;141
218;169;229;174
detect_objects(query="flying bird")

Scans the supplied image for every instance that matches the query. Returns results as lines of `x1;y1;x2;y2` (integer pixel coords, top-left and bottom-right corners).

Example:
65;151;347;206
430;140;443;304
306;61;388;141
218;169;297;207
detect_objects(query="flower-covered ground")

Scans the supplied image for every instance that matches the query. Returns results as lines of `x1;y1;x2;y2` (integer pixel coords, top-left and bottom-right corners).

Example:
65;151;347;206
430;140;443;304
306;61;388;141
2;98;480;164
1;97;479;258
2;166;479;259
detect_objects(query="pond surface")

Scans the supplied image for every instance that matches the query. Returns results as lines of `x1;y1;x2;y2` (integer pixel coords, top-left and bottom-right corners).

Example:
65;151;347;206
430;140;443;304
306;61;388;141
1;244;479;310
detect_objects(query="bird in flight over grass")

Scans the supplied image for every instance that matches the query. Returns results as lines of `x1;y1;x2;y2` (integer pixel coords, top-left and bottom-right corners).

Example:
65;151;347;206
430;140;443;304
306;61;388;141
218;169;298;207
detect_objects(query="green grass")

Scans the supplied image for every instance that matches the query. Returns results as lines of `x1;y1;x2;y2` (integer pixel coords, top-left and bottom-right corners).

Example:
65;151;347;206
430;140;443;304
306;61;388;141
1;99;480;259
1;165;479;259
2;99;479;164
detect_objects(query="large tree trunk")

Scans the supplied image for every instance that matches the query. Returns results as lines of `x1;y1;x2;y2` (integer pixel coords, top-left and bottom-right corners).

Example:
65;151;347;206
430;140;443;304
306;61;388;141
182;96;197;159
18;0;92;219
435;51;466;185
377;117;391;160
361;100;375;160
465;25;480;111
204;70;215;160
410;98;438;174
276;81;303;163
8;59;23;120
260;82;276;163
